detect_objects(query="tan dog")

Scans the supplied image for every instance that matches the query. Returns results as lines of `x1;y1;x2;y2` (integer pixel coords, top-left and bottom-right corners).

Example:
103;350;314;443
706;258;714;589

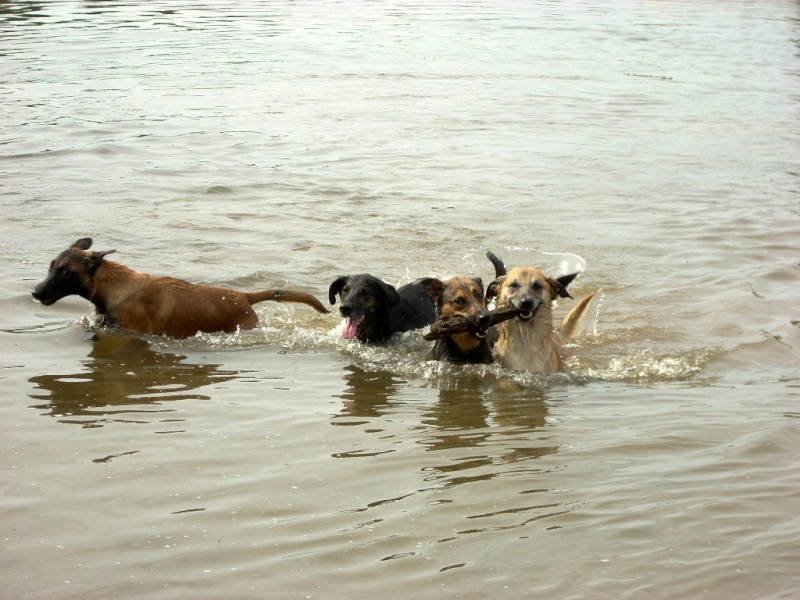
32;238;328;339
487;254;596;372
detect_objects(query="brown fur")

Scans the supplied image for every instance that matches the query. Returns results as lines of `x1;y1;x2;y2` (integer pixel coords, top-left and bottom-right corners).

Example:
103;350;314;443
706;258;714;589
488;265;595;372
420;276;493;364
32;238;328;339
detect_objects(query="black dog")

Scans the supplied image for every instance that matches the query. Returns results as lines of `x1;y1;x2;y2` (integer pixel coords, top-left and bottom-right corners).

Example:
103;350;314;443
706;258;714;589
328;274;436;343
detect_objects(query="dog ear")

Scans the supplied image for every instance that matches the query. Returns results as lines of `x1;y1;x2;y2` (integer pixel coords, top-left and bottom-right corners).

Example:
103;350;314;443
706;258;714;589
486;276;505;299
381;281;400;308
328;276;348;305
418;278;444;305
72;238;93;250
486;250;506;278
548;274;575;299
86;249;116;274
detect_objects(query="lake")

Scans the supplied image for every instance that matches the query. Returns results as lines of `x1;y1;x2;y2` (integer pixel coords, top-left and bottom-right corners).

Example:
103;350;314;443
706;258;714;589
1;1;798;599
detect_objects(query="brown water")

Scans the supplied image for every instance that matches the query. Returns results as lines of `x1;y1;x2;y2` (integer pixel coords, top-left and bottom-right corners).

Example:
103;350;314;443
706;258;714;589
2;2;799;599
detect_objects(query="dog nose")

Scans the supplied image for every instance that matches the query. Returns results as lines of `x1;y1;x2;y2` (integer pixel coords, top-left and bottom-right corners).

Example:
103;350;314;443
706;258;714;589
477;312;491;327
340;304;352;317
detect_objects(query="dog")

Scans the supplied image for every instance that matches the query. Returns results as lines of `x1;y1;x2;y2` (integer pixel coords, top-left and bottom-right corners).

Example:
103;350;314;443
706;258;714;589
328;274;436;343
486;251;596;372
32;238;329;339
419;276;494;364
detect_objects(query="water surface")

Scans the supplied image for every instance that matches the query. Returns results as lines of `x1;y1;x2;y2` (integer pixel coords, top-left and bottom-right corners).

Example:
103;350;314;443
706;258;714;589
1;2;799;599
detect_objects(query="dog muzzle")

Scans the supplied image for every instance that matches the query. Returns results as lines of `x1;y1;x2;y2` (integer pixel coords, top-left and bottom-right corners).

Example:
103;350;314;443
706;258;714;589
515;298;541;322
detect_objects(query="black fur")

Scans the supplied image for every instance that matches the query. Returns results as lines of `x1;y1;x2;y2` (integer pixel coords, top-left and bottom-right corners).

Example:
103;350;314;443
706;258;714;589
329;274;436;343
486;250;506;278
32;238;116;306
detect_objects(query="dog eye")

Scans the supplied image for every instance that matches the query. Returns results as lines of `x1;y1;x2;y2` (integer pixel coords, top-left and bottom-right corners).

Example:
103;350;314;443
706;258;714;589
58;267;69;276
508;281;520;290
454;297;466;306
532;281;543;292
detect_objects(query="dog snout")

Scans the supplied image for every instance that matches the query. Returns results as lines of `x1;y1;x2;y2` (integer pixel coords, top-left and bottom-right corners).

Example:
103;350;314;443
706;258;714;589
32;278;50;301
339;303;353;317
32;281;56;305
518;297;540;312
477;311;491;328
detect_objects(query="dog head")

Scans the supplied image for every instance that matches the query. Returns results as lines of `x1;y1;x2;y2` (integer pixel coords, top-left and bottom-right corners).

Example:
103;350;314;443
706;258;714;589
420;276;491;347
487;267;575;322
32;238;116;305
328;274;400;342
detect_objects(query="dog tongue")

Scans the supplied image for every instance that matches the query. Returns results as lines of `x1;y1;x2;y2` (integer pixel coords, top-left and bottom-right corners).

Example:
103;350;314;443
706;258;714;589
342;316;362;340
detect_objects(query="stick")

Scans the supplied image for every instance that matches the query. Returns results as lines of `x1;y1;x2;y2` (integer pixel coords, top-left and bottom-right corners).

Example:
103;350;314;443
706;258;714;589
423;307;517;341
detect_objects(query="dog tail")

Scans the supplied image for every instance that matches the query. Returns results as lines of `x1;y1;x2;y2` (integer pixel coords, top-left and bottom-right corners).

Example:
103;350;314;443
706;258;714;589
559;291;600;343
246;290;329;314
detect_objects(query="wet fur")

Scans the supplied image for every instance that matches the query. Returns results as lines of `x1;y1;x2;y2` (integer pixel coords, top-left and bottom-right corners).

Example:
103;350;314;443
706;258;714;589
328;274;436;343
32;238;328;339
487;252;596;372
420;276;493;364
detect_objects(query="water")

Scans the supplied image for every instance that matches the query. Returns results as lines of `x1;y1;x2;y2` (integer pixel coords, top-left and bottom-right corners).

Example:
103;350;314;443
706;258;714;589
2;1;799;598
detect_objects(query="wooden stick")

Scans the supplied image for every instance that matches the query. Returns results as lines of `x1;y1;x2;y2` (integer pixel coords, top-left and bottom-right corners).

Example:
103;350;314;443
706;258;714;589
423;307;517;341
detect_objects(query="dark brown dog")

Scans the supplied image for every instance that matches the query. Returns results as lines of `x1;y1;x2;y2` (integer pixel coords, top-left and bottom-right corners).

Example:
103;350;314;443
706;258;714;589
420;276;493;364
486;251;596;372
32;238;328;339
328;274;436;343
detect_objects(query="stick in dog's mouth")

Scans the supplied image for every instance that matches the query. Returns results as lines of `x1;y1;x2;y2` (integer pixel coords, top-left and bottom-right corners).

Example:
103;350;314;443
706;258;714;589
514;304;541;322
509;295;543;322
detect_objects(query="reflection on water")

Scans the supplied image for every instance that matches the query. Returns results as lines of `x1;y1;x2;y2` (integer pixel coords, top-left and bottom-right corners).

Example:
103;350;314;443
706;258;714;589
333;364;406;421
421;382;558;491
333;362;560;495
0;1;46;22
422;384;496;451
28;333;238;427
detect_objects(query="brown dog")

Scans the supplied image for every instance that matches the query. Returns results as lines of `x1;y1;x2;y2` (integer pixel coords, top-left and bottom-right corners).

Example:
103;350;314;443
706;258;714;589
420;276;493;364
32;238;328;339
487;252;596;372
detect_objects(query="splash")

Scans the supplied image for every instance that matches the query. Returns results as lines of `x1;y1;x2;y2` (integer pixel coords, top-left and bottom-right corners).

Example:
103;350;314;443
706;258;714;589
95;301;718;388
570;346;720;383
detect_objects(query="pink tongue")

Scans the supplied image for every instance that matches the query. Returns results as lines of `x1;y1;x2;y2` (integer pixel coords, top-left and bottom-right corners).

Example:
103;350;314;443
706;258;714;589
342;316;362;340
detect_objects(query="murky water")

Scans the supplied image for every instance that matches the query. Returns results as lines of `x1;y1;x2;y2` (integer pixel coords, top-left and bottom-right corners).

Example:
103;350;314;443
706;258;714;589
2;1;799;599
